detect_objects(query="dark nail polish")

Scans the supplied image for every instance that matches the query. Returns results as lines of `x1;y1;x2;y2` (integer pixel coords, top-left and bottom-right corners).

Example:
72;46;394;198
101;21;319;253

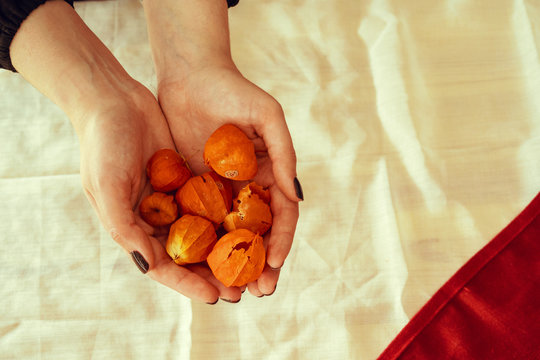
221;298;241;303
294;177;304;201
206;299;219;305
130;251;149;274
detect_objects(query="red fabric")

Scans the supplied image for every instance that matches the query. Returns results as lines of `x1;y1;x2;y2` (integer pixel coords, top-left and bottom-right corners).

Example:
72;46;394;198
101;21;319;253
378;193;540;360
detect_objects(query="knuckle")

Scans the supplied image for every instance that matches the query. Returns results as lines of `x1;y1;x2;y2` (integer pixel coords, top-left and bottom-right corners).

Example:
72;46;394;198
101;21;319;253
109;228;122;243
173;271;190;290
254;97;284;121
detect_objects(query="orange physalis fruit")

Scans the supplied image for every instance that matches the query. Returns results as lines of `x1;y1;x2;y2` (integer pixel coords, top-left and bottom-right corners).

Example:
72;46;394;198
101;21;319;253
166;214;217;265
207;171;233;212
175;172;231;224
223;182;272;235
207;229;266;287
239;181;271;204
139;192;178;227
203;124;258;181
146;149;192;192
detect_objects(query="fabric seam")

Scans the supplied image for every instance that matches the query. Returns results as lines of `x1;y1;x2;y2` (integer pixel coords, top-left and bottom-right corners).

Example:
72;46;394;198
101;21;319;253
378;192;540;359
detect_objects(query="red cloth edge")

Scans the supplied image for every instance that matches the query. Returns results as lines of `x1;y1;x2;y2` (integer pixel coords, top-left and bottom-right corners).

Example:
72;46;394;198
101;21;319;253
377;192;540;360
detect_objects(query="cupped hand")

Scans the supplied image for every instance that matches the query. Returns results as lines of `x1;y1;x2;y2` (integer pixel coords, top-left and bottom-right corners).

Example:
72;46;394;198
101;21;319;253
158;67;301;297
9;0;243;304
77;85;240;304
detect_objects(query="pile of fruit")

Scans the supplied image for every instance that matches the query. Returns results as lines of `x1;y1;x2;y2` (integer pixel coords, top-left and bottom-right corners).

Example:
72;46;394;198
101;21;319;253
140;124;272;287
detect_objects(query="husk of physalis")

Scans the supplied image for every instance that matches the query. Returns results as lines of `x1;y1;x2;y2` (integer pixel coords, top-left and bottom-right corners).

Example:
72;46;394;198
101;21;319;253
146;149;192;192
223;182;272;235
139;192;178;227
203;124;257;181
175;172;231;224
166;214;217;265
207;171;233;211
207;229;266;287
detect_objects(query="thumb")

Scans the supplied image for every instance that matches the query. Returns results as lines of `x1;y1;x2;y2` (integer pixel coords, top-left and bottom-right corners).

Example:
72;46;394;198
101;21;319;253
95;180;155;274
92;178;221;303
259;107;303;202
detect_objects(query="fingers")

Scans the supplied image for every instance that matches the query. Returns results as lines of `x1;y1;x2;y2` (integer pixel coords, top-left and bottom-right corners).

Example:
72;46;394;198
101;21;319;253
247;281;264;297
256;105;302;202
148;256;219;304
256;265;280;295
90;179;220;303
265;185;299;269
93;178;157;272
188;264;243;303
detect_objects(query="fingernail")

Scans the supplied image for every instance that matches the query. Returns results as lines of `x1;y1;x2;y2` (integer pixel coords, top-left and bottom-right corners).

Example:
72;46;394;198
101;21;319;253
130;251;149;274
206;299;219;305
221;298;241;303
294;177;304;201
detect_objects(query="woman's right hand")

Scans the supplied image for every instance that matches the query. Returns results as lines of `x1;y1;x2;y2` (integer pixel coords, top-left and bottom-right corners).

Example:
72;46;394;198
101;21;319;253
10;0;243;304
76;85;241;304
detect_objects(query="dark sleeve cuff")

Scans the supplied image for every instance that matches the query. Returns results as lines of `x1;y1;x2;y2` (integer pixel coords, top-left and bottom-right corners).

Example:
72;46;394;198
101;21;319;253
0;0;74;72
227;0;239;8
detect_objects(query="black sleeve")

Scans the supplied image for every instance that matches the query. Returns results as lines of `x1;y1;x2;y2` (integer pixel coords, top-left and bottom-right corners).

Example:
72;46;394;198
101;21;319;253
0;0;72;72
1;0;237;73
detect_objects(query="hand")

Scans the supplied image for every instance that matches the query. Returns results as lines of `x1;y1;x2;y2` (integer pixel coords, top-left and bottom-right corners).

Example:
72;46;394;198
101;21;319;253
77;85;240;303
158;66;301;297
143;0;302;298
10;0;234;304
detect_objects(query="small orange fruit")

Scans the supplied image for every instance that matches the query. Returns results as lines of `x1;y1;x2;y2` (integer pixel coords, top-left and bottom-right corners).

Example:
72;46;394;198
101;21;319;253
166;215;217;265
203;124;257;181
175;172;231;224
223;182;272;235
207;171;233;212
146;149;192;192
139;192;178;227
207;229;266;287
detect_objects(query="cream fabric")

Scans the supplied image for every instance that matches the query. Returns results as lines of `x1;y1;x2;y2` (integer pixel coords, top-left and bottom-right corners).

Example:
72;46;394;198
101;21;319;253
1;0;539;359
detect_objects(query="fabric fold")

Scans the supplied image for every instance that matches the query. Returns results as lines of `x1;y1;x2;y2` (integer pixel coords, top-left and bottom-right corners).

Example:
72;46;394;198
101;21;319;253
378;192;540;359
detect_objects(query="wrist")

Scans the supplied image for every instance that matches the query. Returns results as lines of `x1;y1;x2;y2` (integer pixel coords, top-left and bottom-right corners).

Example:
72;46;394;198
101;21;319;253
142;0;237;86
10;1;141;134
70;79;149;138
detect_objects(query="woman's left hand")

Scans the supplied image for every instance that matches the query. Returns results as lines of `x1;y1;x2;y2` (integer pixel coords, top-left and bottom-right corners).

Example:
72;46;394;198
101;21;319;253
157;66;301;297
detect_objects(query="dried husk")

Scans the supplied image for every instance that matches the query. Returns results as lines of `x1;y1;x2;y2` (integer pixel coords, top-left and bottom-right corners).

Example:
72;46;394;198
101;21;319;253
223;182;272;235
166;215;217;265
207;229;266;287
203;124;257;181
139;192;178;226
146;149;192;192
207;171;233;211
175;172;230;224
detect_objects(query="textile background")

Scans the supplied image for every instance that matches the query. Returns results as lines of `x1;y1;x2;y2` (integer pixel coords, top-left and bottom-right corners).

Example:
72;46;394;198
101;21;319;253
1;0;539;359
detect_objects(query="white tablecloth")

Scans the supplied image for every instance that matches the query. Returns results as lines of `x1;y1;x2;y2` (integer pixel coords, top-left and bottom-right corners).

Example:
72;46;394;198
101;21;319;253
1;0;539;358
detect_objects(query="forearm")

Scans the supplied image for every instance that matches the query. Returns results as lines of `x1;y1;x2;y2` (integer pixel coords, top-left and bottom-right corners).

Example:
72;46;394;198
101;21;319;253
142;0;236;86
10;0;139;133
